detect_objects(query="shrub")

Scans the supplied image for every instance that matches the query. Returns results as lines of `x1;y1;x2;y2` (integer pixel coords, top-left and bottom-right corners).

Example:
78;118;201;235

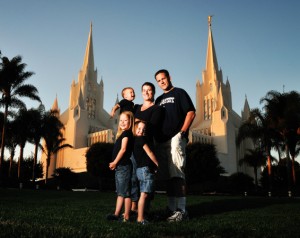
52;167;78;190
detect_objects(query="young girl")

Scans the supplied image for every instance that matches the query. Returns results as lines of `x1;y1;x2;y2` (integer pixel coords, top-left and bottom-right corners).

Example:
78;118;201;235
134;120;159;224
107;111;135;222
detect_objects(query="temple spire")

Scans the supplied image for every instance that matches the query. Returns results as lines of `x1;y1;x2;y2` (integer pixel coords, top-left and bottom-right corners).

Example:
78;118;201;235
205;15;219;74
82;22;95;72
51;94;59;111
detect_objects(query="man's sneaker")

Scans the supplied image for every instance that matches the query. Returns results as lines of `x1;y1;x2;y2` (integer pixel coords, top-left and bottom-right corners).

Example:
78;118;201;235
167;209;189;222
106;214;119;221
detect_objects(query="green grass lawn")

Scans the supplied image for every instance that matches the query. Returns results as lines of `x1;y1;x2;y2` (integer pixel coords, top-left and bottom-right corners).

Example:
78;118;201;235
0;188;300;238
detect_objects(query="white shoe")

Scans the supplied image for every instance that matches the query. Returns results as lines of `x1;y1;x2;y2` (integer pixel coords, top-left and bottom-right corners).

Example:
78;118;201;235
167;209;189;222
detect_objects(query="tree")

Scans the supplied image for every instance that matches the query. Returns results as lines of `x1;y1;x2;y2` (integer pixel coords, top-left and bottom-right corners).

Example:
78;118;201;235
260;158;300;194
186;142;225;185
13;108;35;180
52;167;78;190
0;55;41;171
236;108;278;192
239;148;268;189
85;142;114;190
21;157;43;183
261;90;300;191
5;118;19;177
27;104;45;183
41;110;72;184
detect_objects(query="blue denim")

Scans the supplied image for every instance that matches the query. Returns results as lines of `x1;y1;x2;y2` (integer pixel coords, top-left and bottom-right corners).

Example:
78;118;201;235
130;154;139;202
136;166;155;193
115;164;132;198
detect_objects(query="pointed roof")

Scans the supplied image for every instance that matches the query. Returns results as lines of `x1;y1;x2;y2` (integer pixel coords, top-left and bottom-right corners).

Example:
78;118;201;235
205;15;219;73
242;95;251;120
82;22;95;72
51;95;59;111
225;77;231;88
100;76;104;86
216;82;224;110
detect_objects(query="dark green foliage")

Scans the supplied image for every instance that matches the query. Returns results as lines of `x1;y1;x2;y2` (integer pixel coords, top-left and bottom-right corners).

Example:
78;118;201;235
20;158;43;182
186;142;226;184
85;142;114;179
1;157;43;187
85;142;115;190
52;167;78;190
260;159;300;195
228;172;255;193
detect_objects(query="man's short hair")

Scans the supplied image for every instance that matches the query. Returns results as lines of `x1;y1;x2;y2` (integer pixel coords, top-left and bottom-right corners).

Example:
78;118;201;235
154;69;170;80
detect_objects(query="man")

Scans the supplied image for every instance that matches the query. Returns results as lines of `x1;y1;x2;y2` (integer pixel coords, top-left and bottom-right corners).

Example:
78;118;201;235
154;69;195;222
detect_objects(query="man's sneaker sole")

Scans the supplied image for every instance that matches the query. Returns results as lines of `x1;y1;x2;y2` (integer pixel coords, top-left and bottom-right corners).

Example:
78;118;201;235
167;210;189;222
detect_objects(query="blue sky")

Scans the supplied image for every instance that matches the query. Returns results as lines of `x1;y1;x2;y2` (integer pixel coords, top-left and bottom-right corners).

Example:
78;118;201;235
1;1;300;157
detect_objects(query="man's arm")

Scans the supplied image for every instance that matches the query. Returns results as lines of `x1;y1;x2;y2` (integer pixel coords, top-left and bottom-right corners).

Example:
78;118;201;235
180;111;196;133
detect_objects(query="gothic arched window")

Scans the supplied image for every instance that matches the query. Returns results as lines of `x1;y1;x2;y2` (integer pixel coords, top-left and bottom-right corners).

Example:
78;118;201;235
86;97;96;119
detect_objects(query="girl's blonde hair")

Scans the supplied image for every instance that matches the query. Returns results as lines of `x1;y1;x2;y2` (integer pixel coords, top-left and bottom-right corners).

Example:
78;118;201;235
116;111;135;139
134;120;147;136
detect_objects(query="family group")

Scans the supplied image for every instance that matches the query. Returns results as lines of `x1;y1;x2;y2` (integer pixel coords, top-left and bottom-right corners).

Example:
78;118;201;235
107;69;196;224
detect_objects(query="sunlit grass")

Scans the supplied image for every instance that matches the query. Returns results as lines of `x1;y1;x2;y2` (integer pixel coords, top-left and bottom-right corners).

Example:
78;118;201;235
0;189;300;237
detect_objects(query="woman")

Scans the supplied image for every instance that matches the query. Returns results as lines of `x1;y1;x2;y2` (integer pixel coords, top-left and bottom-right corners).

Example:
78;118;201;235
134;82;163;145
131;82;163;216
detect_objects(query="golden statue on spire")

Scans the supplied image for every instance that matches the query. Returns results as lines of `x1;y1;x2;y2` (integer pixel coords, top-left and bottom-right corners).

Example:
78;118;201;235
208;15;213;26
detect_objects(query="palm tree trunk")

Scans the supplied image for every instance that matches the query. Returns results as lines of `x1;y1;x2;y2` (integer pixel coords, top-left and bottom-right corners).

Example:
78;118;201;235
9;150;15;177
45;155;50;184
254;166;258;191
291;155;296;185
18;146;24;180
32;143;39;184
0;104;9;169
266;152;272;192
285;144;292;193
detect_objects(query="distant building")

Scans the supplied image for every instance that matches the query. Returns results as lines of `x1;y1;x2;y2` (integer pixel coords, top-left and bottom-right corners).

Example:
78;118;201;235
42;18;254;179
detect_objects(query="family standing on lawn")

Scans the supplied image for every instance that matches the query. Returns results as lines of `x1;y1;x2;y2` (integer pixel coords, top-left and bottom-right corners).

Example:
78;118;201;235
107;69;196;224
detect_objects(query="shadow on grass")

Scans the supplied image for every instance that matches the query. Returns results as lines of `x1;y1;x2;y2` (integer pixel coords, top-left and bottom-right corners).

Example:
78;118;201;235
186;196;300;219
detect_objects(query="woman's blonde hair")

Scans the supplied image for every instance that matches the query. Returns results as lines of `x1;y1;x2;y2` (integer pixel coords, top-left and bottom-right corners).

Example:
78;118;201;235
116;111;135;139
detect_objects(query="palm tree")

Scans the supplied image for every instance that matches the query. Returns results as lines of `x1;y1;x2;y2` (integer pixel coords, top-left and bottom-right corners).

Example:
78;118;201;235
5;119;19;177
239;148;268;189
13;108;35;180
236;108;277;193
0;55;41;171
261;90;300;191
27;104;45;183
41;110;72;184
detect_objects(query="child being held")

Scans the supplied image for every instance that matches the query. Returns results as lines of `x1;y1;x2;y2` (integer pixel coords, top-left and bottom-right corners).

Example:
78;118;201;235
133;120;159;224
110;87;135;117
